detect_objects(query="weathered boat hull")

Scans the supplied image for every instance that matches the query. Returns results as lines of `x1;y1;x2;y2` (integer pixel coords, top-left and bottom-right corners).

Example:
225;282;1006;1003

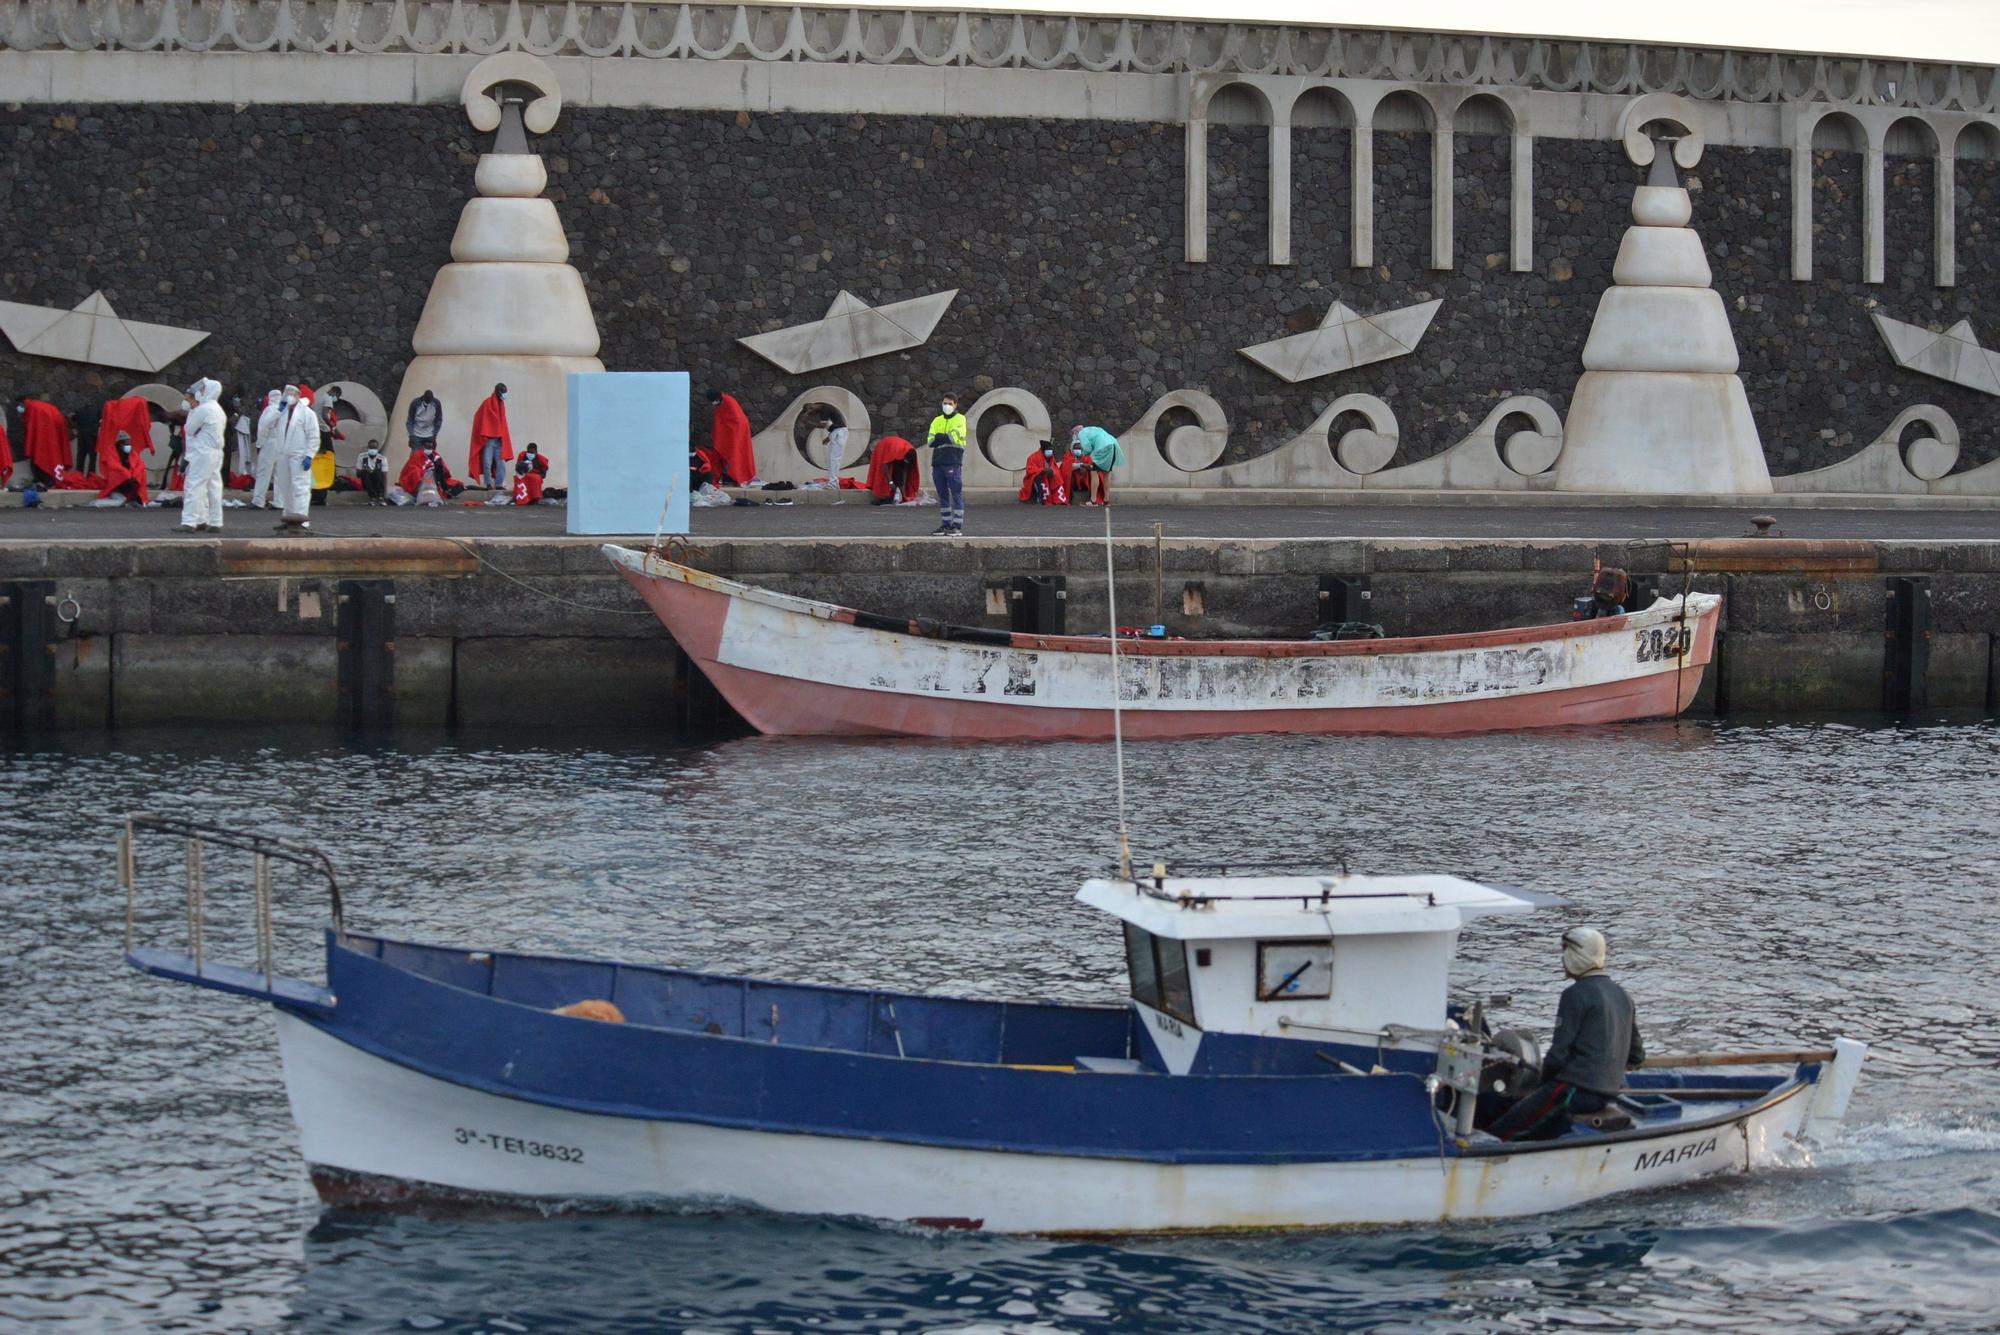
604;546;1719;740
277;1015;1825;1234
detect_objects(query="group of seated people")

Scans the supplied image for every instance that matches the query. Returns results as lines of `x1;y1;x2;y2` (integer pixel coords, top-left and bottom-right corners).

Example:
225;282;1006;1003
690;434;925;506
683;416;1128;510
1016;436;1116;507
385;439;554;505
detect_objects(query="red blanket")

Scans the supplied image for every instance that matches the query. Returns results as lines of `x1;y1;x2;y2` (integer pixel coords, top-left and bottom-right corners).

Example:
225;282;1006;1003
399;447;458;495
711;393;755;486
468;392;514;478
21;399;70;475
865;436;919;501
513;451;549;504
95;397;156;503
1018;449;1072;504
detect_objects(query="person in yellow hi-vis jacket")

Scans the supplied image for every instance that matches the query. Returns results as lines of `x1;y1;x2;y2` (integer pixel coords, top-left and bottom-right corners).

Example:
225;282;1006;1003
921;392;969;535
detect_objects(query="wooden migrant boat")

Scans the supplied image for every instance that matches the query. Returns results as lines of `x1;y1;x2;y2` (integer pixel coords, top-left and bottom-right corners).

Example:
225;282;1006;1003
603;545;1721;739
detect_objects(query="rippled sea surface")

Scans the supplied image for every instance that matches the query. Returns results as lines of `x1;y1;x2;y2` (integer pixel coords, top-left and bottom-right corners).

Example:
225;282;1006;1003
4;719;2000;1332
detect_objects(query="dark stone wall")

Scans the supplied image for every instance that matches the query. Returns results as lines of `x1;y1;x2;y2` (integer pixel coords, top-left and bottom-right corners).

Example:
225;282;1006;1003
4;101;1998;476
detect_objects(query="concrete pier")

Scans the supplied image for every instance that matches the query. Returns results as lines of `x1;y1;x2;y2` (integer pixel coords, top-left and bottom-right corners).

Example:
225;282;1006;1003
3;535;1996;730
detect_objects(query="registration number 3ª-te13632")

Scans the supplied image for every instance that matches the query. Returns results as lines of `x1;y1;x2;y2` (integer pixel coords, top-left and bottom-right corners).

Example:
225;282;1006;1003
454;1127;585;1163
1634;625;1692;664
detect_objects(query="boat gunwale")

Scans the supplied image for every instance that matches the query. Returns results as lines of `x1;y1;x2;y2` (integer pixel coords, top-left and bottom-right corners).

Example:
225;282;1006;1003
338;928;1130;1031
329;932;1359;1080
602;545;1719;662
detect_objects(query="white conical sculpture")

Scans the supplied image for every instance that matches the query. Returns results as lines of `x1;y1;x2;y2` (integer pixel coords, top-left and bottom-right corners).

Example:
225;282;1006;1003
1556;127;1772;495
387;54;603;488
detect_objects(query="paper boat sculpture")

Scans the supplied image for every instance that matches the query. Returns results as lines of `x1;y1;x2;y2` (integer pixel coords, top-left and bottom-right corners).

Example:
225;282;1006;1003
0;291;210;374
1873;312;2000;397
739;289;957;375
1239;298;1442;384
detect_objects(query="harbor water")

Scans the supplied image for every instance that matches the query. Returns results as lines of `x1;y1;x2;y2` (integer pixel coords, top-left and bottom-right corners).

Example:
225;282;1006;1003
3;720;1999;1331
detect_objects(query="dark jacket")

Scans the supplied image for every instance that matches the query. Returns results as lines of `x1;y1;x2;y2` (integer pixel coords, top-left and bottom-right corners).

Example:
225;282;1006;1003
1543;973;1644;1095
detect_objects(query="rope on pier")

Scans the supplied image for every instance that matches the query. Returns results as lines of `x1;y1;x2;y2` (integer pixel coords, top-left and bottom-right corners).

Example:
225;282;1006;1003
438;538;658;616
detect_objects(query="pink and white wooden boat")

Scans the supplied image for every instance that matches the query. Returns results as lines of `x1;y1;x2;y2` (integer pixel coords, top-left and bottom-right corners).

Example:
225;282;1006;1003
604;544;1720;740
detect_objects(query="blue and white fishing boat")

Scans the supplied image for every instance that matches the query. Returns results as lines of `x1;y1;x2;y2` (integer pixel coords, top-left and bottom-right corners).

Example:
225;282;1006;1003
123;818;1866;1233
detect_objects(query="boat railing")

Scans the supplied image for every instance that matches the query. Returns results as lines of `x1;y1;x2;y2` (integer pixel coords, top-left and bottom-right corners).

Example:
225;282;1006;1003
119;814;344;991
1124;874;1435;912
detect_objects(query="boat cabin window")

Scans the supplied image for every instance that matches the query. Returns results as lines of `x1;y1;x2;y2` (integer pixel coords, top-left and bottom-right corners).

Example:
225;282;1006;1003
1256;940;1332;1001
1123;923;1196;1023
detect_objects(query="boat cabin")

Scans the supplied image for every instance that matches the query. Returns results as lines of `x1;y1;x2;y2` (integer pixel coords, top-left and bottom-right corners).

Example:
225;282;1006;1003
1077;871;1559;1075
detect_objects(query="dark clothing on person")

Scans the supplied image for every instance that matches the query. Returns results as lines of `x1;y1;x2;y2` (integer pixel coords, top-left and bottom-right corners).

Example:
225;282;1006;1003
74;403;102;476
407;393;442;447
1543;973;1644;1096
1486;971;1643;1143
1487;1080;1611;1142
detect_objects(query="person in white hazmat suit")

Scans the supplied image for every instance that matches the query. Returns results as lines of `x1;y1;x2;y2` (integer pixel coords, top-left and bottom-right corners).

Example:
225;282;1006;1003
178;378;228;533
250;389;285;508
276;384;320;532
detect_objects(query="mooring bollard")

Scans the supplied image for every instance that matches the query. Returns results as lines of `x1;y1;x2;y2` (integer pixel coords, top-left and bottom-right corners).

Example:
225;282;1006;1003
0;580;57;735
335;579;397;730
1883;575;1931;714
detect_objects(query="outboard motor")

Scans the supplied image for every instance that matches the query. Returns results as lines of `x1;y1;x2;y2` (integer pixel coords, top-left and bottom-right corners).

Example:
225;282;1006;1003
1472;1028;1543;1131
1572;566;1632;620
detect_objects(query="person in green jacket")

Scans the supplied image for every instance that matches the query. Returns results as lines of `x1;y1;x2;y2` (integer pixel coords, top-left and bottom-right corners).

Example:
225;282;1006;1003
1069;425;1124;506
922;392;969;535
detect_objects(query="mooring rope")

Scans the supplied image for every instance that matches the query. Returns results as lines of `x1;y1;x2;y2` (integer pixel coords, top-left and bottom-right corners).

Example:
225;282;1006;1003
438;537;657;616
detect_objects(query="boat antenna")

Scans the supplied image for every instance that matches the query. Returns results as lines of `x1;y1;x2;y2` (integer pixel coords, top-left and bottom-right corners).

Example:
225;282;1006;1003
1103;501;1134;881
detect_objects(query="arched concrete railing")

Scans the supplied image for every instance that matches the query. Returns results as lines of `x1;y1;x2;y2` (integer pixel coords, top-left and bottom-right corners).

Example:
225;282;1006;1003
1186;75;1531;272
1786;103;2000;286
2;3;1995;118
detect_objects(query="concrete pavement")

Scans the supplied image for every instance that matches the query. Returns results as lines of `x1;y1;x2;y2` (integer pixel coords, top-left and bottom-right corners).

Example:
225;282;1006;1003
2;497;1995;541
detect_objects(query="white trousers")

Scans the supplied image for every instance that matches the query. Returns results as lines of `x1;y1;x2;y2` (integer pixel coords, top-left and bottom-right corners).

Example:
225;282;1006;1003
181;445;224;529
251;440;280;506
279;449;315;522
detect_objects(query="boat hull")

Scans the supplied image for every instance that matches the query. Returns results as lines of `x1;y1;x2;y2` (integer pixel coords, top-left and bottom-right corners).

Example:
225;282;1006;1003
605;547;1719;740
278;1014;1812;1234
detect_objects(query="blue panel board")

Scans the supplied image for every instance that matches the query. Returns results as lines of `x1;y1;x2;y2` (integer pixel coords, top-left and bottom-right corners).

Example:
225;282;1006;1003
566;371;689;535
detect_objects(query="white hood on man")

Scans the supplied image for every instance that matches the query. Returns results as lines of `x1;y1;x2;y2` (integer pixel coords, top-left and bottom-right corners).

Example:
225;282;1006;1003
255;389;283;439
282;386;319;455
1562;927;1608;979
183;378;227;455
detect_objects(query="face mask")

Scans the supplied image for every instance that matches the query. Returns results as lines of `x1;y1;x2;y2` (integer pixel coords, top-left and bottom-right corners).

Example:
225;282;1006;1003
284;393;298;405
941;403;955;415
499;392;508;402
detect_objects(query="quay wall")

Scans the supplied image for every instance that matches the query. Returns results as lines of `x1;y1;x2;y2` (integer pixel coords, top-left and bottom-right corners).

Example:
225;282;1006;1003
3;100;1996;479
2;537;1997;729
6;0;2000;484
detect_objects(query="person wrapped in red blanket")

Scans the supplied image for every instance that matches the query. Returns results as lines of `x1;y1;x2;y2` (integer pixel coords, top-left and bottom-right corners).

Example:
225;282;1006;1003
512;441;550;504
690;443;725;493
398;441;462;502
468;384;514;489
865;435;920;505
1018;440;1071;505
704;388;757;486
13;396;72;486
96;397;157;504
